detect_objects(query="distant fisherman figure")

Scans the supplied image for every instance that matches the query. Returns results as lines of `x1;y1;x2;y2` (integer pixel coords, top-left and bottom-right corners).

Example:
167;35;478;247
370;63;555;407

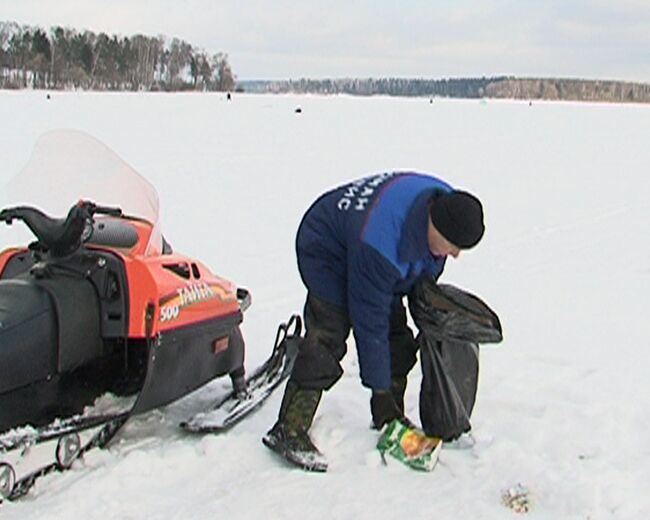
263;171;487;471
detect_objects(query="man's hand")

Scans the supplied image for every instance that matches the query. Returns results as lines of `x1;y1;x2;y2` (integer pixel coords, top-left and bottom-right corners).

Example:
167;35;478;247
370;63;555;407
370;389;405;430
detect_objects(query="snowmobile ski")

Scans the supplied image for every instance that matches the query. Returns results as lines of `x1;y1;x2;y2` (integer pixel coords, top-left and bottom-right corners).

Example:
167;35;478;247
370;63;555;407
180;315;302;434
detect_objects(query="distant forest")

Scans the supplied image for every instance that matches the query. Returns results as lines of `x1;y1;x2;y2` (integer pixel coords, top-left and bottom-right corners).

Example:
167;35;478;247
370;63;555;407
241;77;650;103
2;20;648;103
0;20;235;91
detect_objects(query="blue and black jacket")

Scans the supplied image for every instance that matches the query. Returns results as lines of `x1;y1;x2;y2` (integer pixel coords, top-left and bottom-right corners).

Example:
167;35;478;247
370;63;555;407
296;171;453;390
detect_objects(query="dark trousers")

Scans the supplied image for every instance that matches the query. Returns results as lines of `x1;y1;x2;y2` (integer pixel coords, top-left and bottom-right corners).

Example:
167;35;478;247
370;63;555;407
289;293;419;390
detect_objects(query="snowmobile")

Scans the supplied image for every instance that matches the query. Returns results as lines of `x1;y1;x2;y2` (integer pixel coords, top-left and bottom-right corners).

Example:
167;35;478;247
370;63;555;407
0;130;300;501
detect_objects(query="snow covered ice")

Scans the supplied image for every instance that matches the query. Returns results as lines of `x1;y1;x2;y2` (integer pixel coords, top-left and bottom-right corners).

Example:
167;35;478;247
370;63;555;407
0;91;649;519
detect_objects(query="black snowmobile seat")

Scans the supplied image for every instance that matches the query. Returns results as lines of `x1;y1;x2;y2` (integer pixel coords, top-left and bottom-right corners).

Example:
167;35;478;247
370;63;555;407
0;280;57;394
0;267;104;398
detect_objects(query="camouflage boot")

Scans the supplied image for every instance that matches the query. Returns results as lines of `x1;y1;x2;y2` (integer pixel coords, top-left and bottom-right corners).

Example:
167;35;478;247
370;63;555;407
263;381;328;472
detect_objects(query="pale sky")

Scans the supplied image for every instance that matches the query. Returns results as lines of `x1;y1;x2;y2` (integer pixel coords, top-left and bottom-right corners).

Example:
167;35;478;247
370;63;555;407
1;0;649;82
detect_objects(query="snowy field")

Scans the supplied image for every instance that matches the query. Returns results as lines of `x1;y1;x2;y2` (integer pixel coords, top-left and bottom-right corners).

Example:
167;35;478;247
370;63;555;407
0;91;649;519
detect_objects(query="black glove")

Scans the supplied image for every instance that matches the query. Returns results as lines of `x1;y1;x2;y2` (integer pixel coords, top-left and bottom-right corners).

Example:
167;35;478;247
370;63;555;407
370;389;404;430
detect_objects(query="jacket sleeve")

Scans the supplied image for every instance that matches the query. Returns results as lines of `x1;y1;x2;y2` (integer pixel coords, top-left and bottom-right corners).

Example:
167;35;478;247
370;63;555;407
347;243;401;390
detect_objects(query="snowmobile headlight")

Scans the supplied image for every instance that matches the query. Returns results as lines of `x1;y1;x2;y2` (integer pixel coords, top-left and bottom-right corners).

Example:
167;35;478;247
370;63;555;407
56;433;82;469
0;462;16;500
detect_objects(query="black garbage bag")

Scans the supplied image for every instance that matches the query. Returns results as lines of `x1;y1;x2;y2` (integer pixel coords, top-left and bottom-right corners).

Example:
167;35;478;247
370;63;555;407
408;278;502;441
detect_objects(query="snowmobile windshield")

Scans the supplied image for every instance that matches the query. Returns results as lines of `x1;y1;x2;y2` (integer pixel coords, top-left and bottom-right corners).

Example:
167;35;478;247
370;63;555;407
1;129;163;256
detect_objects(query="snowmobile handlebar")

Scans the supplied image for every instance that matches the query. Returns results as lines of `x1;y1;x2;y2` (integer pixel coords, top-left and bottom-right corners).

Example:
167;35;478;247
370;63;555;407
0;200;123;257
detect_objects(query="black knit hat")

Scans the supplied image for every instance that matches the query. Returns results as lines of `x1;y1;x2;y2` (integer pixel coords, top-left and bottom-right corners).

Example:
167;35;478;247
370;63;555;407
429;190;485;249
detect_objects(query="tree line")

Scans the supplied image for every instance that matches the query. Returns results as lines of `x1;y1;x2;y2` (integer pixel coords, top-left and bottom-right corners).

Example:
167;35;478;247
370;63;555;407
243;77;507;98
484;78;650;103
242;76;650;103
0;21;235;91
